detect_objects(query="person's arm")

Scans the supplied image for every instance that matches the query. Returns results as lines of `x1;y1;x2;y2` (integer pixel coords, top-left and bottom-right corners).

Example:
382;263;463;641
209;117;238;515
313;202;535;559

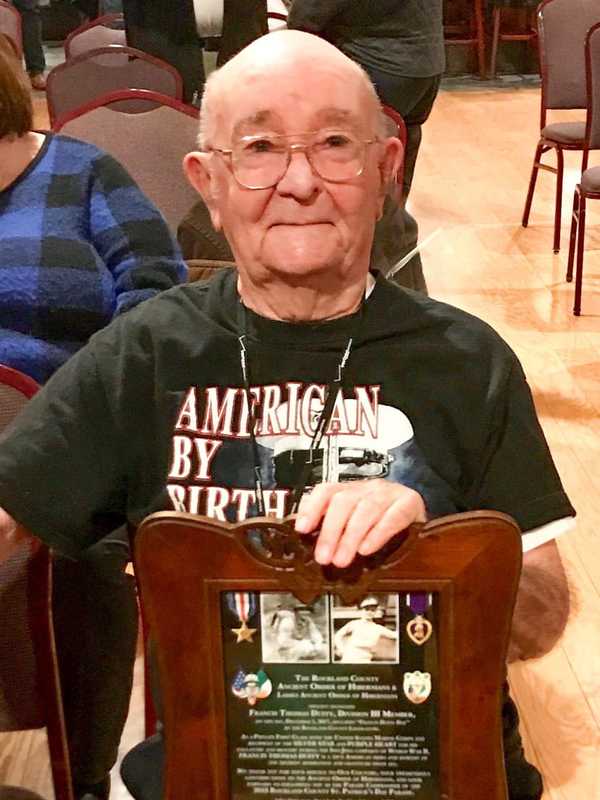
378;624;398;640
287;0;350;34
508;538;569;662
89;153;187;315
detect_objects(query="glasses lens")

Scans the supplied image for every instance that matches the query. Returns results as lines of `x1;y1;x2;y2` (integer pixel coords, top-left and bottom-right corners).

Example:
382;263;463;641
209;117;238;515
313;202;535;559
231;132;366;188
233;136;288;189
310;132;364;181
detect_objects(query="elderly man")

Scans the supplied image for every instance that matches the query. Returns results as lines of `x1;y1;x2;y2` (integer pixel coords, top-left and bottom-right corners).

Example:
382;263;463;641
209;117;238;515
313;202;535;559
0;30;572;800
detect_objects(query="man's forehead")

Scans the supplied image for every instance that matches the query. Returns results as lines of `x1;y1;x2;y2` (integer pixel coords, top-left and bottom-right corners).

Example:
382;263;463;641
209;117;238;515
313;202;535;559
231;107;365;139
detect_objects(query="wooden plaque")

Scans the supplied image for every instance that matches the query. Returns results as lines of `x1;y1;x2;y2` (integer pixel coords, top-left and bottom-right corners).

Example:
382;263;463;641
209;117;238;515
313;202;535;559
134;510;522;800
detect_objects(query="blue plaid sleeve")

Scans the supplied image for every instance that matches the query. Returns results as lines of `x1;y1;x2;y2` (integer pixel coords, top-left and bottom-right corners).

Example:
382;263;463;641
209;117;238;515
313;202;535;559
88;153;188;315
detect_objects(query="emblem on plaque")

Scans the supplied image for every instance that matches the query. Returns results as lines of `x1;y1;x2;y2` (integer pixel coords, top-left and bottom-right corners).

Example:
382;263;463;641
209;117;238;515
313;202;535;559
403;671;432;704
232;668;273;706
406;592;433;645
227;591;258;643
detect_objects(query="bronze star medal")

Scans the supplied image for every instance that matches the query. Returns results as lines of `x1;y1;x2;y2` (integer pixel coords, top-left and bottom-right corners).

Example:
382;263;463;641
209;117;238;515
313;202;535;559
231;619;257;643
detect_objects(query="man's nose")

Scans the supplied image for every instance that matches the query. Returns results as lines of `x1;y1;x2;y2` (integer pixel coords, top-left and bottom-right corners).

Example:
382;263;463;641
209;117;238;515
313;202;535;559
275;149;321;200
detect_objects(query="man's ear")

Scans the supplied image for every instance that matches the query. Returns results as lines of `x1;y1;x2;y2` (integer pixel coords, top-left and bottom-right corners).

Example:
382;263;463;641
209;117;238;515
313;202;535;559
376;137;404;217
183;151;222;230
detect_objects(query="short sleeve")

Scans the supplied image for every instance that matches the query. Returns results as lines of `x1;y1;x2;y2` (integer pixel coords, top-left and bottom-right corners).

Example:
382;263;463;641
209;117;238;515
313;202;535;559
0;343;127;557
469;360;575;532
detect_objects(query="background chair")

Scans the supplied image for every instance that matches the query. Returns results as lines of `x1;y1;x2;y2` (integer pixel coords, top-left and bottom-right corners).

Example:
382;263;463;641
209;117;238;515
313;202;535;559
489;0;538;80
443;0;486;79
46;45;183;126
186;259;236;283
0;365;73;800
53;89;199;234
521;0;600;253
64;12;126;60
566;21;600;316
0;0;22;57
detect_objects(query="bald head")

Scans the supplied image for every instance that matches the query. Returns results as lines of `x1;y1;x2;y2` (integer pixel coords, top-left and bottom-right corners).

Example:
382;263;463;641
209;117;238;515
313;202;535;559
198;30;385;148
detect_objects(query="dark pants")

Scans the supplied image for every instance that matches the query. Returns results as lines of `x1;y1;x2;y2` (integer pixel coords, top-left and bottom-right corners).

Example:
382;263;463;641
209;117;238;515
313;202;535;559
122;0;204;102
52;526;138;787
366;69;442;293
11;0;45;75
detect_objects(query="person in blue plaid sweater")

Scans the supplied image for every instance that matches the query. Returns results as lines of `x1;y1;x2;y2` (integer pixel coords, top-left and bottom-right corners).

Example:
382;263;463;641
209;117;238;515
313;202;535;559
0;39;186;800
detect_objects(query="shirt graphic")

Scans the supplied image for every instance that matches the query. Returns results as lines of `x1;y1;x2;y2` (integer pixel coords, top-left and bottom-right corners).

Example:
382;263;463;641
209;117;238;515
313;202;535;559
167;382;457;521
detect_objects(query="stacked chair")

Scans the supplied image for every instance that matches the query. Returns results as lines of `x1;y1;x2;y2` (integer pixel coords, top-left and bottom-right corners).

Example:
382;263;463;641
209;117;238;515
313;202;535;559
47;8;199;235
46;45;183;125
54;89;199;234
63;12;126;59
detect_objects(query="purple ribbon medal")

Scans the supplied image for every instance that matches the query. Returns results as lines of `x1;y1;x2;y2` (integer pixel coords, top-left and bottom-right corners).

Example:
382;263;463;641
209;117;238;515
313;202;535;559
406;592;433;645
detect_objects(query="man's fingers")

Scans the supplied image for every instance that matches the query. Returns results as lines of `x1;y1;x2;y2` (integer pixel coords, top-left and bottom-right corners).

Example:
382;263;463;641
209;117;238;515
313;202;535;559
330;495;387;567
358;492;426;555
315;490;363;565
294;483;339;534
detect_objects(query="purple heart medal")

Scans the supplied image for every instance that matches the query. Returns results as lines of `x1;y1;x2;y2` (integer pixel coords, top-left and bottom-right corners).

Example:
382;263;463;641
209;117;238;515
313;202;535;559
406;592;433;645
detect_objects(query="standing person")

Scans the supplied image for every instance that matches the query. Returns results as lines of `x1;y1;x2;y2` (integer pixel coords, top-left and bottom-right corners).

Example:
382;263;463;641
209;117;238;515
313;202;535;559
0;31;572;800
0;38;186;800
287;0;445;292
122;0;205;102
11;0;46;89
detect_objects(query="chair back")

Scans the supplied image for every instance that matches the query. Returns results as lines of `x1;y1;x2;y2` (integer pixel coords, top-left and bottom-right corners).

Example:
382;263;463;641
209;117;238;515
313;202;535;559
586;21;600;151
0;366;73;800
0;0;22;57
186;259;236;283
134;510;522;800
538;0;600;113
47;45;183;126
64;12;126;59
54;90;200;233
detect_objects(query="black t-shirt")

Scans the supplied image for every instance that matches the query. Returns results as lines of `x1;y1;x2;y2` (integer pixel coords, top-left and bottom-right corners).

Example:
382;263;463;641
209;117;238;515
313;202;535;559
0;270;574;557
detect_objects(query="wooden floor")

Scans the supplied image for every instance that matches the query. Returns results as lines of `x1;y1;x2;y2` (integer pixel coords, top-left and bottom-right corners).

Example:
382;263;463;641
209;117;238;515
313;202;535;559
2;83;600;798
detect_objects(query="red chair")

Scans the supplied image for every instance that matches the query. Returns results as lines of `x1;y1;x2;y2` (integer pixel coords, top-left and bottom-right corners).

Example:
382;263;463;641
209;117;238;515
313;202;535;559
64;12;126;60
0;0;22;57
47;45;183;126
566;21;600;316
53;89;200;234
521;0;600;253
0;365;74;800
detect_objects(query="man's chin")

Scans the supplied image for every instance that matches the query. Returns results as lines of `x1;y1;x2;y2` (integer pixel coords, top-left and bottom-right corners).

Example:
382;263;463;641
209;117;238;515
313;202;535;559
261;227;343;276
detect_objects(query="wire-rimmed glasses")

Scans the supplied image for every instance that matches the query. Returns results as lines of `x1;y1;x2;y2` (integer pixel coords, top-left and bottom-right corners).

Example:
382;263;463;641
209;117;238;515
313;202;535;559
210;130;378;189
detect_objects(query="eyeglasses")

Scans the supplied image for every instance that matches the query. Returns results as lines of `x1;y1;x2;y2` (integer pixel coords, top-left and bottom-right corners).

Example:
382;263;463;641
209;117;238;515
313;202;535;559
210;130;378;190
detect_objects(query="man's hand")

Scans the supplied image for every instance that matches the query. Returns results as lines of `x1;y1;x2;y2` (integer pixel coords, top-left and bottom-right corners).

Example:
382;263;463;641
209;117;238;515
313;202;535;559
294;479;427;567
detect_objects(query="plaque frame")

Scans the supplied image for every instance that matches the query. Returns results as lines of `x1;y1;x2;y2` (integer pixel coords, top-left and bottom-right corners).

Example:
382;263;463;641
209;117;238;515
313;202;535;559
134;510;522;800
